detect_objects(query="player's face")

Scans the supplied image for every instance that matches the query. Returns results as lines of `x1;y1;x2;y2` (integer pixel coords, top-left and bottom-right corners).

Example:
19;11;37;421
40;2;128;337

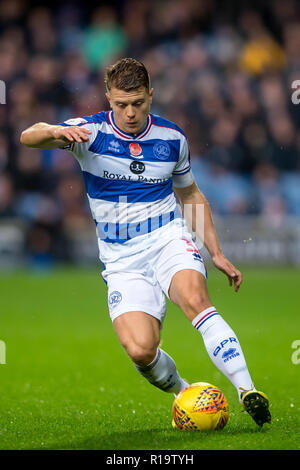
106;86;153;135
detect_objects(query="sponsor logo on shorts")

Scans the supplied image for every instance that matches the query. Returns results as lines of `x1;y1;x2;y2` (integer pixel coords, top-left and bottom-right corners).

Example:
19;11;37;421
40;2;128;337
181;237;203;262
108;291;122;308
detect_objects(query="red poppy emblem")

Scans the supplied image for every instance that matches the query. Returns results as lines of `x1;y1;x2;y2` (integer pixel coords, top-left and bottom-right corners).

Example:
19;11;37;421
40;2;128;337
129;142;142;156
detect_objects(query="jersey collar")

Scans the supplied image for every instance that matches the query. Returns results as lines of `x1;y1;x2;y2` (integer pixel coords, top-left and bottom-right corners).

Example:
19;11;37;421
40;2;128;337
108;111;153;140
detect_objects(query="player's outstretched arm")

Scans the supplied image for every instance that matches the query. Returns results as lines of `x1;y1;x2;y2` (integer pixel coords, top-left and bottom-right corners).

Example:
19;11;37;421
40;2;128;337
174;182;242;292
20;122;91;149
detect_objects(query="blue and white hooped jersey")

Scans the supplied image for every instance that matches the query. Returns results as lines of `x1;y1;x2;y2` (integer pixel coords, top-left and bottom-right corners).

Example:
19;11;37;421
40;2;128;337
59;111;194;263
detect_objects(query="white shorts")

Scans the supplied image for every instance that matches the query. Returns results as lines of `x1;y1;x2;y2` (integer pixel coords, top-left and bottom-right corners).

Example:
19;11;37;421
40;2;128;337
102;225;207;326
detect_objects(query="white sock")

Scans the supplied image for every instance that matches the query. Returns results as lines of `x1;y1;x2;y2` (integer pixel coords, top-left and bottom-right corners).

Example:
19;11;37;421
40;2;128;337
135;348;189;395
192;306;255;401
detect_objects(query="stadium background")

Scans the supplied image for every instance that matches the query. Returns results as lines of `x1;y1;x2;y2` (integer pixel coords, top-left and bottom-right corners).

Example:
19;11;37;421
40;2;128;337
0;0;299;269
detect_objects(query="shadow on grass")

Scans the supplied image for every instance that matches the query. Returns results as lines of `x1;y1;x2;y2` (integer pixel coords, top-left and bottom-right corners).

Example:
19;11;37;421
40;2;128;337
48;425;266;451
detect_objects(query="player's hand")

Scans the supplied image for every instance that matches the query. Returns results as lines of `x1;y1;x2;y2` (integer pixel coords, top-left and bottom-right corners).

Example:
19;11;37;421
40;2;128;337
51;125;92;144
211;253;242;292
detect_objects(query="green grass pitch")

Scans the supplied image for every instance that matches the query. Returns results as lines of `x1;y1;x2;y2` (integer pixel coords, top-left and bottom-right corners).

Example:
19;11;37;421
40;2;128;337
0;266;299;450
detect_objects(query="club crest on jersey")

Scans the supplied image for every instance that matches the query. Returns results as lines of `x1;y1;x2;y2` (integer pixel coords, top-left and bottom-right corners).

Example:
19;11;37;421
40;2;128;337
129;142;143;159
153;141;171;160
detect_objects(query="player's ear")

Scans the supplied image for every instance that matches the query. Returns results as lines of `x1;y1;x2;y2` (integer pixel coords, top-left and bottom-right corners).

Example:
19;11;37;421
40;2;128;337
105;92;112;108
149;88;154;103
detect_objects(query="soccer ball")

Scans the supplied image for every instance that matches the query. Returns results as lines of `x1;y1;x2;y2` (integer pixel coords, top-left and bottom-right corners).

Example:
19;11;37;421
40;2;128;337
172;382;229;431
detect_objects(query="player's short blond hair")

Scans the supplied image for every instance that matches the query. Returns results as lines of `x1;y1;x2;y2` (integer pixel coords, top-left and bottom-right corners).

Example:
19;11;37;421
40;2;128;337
104;58;150;93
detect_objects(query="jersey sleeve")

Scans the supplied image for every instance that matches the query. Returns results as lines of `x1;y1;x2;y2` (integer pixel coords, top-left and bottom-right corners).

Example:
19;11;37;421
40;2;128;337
57;116;98;161
172;136;195;188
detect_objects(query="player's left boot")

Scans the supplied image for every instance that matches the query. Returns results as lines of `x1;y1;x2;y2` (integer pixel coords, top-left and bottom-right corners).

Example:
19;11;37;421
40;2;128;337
241;390;271;427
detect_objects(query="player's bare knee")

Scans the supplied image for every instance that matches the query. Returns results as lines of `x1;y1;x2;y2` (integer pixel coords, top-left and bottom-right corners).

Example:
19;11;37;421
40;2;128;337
127;343;157;367
181;292;211;319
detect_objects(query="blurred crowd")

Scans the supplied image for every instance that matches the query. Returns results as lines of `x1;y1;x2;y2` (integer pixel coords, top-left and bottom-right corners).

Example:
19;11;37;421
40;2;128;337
0;0;299;263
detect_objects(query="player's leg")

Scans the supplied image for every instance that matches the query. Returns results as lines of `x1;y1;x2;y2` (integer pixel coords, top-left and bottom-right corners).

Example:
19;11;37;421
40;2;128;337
113;311;188;394
105;270;188;395
155;234;270;425
169;268;271;426
113;310;160;367
169;268;256;396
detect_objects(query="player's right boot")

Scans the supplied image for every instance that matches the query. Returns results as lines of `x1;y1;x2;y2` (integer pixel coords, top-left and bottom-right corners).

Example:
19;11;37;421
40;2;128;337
241;390;271;427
